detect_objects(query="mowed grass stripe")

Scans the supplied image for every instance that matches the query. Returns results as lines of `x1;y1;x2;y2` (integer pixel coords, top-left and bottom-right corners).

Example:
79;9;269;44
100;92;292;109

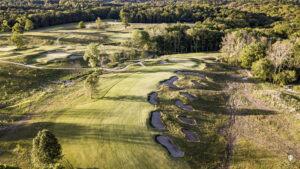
49;62;192;168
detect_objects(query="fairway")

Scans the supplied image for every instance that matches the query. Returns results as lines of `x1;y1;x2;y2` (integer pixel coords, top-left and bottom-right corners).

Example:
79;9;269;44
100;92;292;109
5;55;207;168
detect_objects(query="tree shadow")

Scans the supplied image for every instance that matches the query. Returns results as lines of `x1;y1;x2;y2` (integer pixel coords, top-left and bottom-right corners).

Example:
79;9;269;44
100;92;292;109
236;108;277;116
101;95;146;102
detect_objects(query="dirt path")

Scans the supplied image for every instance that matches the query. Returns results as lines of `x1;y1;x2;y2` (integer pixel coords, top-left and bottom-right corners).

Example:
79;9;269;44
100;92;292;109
56;33;72;46
0;59;150;71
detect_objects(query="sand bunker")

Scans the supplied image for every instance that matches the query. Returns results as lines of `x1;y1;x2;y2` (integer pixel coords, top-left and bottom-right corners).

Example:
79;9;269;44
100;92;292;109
151;111;165;130
178;116;196;125
148;92;158;105
180;92;196;100
192;80;205;87
68;55;83;59
40;86;52;91
158;60;168;64
156;135;184;157
175;71;206;80
181;129;199;142
175;100;193;111
161;76;180;89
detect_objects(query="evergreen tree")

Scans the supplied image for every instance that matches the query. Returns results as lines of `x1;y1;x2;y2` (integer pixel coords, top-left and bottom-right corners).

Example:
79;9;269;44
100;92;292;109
31;129;62;168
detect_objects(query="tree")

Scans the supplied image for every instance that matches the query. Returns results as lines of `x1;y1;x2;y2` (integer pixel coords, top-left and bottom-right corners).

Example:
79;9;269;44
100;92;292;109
1;20;11;32
78;21;86;29
96;17;102;29
84;73;98;99
267;40;294;74
9;33;25;49
31;129;62;168
239;42;266;68
24;19;34;31
83;43;101;68
131;30;150;49
272;70;296;86
251;58;273;81
120;9;130;28
12;23;23;33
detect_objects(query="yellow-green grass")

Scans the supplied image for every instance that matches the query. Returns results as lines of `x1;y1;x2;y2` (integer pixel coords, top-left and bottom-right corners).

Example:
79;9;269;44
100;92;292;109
0;54;211;168
1;52;299;168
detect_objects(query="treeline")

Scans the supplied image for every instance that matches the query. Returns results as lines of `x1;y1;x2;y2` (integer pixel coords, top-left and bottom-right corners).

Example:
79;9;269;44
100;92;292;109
221;29;299;85
0;4;278;32
122;4;277;28
123;22;223;55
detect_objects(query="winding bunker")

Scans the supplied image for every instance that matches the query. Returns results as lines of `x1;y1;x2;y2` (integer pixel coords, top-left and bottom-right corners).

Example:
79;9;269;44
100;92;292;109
175;100;193;112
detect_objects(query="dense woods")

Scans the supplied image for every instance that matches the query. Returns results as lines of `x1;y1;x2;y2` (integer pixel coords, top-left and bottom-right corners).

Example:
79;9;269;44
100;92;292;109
0;3;282;32
0;0;299;84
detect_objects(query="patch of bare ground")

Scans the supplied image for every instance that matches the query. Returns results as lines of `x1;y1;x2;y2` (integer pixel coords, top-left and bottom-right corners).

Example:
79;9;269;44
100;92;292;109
156;135;184;157
179;92;197;100
175;100;193;112
181;129;199;142
158;60;168;64
178;116;196;125
151;111;165;130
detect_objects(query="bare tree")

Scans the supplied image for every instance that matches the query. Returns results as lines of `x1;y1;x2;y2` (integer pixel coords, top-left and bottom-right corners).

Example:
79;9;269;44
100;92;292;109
267;40;294;73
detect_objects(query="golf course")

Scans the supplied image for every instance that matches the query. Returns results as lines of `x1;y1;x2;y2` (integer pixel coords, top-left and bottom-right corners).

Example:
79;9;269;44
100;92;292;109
0;15;299;169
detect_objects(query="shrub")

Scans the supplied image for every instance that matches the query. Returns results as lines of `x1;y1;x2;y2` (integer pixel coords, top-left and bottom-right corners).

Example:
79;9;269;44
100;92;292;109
239;42;266;68
251;58;273;81
0;164;19;169
272;70;297;86
78;21;86;29
31;129;62;168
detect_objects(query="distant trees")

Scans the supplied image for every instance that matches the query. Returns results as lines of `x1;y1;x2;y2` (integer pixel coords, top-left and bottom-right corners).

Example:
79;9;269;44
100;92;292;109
120;9;130;28
125;23;223;55
31;129;62;168
221;29;298;85
1;20;10;32
24;19;34;31
9;33;25;49
83;43;108;68
12;23;23;33
78;21;86;29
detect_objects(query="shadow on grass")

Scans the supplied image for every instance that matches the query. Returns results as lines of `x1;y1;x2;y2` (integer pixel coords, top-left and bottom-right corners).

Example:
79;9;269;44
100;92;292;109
101;95;146;102
0;121;155;146
236;108;277;116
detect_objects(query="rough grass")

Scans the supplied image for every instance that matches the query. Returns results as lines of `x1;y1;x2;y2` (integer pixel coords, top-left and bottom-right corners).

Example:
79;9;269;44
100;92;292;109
0;49;299;168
